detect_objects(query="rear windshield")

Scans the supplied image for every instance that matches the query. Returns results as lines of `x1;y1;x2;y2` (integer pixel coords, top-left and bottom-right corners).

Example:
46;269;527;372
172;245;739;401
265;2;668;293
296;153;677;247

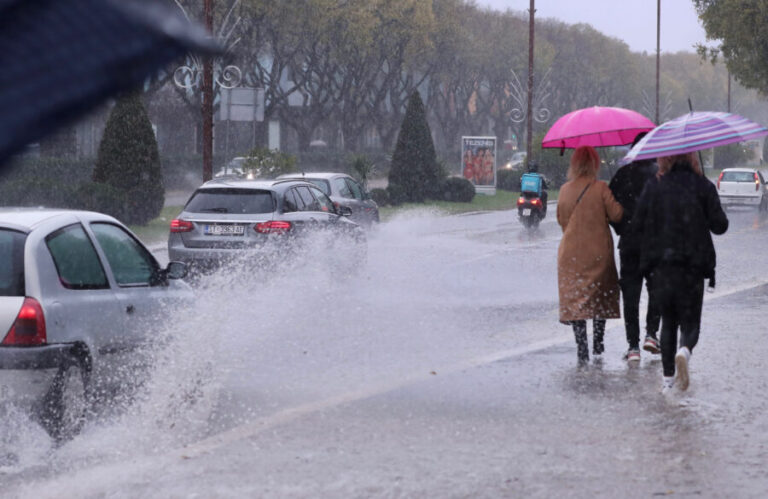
721;171;756;182
185;189;275;214
0;229;26;296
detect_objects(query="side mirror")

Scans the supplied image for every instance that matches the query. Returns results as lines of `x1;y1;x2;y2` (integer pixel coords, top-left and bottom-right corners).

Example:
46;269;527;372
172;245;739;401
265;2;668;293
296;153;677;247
166;261;188;280
337;205;353;217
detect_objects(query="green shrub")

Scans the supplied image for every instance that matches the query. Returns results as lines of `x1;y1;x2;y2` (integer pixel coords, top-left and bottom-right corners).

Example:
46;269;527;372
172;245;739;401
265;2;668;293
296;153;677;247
242;147;297;178
0;156;94;185
497;169;523;191
0;178;77;208
349;154;376;190
440;176;475;202
74;182;128;220
388;91;444;203
386;183;407;206
94;92;164;225
369;187;390;206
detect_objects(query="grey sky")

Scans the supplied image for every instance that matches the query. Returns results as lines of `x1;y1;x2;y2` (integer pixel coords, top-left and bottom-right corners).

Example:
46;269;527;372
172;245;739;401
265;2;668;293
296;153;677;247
475;0;712;54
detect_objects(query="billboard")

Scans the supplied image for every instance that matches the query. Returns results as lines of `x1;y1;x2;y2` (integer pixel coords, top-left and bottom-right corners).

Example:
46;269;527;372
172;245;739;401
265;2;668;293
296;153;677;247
461;136;496;187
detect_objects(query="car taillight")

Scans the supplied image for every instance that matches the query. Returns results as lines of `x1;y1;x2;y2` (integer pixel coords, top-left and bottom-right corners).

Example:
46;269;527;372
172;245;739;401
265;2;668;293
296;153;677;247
517;197;525;206
170;219;194;233
255;221;292;234
755;172;760;191
1;297;46;346
717;171;724;190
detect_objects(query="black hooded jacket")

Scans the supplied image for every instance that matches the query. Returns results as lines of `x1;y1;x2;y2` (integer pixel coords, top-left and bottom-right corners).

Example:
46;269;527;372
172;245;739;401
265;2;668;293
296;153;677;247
632;161;728;279
608;159;658;254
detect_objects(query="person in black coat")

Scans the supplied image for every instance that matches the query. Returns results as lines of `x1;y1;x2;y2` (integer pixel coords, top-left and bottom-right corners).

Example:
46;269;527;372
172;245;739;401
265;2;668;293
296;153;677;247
632;152;728;392
609;132;661;363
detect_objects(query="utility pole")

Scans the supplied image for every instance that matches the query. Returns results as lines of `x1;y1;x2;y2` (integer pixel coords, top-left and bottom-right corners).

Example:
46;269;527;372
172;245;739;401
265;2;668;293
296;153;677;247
655;0;660;123
526;0;535;161
202;0;214;182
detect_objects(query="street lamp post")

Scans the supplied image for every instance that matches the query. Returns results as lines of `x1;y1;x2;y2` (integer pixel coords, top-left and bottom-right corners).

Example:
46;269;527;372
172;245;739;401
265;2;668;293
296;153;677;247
526;0;535;161
173;0;243;182
202;0;214;182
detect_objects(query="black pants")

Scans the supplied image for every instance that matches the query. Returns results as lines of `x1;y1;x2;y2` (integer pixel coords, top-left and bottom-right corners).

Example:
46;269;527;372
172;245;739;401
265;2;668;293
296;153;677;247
571;319;606;361
619;251;660;349
652;266;704;377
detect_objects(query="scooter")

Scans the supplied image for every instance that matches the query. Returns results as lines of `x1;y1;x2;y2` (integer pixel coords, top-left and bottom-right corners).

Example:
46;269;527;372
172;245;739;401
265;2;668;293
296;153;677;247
517;191;546;229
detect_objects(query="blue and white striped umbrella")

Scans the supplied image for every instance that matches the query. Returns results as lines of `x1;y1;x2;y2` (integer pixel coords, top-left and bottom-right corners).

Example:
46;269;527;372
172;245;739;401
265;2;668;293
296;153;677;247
621;111;768;165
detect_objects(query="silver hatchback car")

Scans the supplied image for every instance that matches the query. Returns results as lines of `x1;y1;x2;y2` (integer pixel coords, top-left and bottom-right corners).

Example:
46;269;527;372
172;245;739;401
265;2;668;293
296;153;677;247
0;209;190;439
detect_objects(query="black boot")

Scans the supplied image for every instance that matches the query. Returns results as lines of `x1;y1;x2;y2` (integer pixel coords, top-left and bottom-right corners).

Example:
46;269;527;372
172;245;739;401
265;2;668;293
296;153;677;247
572;321;589;365
593;319;606;355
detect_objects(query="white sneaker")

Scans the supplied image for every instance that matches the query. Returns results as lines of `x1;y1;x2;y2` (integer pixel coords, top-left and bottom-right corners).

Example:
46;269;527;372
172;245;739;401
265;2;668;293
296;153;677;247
675;347;691;391
661;376;675;394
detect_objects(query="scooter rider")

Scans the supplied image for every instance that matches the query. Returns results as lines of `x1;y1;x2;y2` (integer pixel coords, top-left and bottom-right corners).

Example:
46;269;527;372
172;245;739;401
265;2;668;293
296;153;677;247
521;162;548;214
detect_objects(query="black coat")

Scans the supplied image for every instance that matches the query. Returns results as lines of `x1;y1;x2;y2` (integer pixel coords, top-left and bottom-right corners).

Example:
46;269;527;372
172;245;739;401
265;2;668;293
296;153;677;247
633;162;728;279
608;159;658;254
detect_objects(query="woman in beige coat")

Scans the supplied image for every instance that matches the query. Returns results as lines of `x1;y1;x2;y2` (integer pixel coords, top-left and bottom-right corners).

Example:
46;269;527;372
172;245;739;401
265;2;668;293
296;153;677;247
557;146;623;365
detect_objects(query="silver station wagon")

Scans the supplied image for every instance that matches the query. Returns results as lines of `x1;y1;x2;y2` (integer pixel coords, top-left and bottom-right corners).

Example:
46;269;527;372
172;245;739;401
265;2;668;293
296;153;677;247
0;209;190;440
168;178;366;273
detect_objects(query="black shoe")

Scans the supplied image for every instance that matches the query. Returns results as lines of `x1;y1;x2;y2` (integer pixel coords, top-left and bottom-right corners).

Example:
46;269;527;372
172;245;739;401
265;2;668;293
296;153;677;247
593;339;604;356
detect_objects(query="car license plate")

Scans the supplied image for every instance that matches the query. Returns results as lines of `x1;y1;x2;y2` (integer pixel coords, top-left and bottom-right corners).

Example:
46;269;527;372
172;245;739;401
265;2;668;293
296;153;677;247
522;208;531;216
204;224;245;236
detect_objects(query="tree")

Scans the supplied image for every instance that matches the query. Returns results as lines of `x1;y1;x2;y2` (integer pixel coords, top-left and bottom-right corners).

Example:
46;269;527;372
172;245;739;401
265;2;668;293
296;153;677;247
242;147;297;178
388;91;443;203
694;1;768;95
94;93;164;225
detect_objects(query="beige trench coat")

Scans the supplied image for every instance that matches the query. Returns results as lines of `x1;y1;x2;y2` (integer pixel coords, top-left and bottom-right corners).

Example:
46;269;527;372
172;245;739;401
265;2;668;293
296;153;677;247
556;177;623;322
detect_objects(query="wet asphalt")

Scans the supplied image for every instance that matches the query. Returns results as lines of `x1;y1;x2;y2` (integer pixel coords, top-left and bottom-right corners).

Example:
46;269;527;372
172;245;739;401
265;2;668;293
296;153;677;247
143;283;766;498
3;205;768;498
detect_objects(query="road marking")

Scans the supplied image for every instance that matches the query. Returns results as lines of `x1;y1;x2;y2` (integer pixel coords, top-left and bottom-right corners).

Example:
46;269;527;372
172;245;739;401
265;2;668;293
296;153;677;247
178;275;768;460
177;333;572;459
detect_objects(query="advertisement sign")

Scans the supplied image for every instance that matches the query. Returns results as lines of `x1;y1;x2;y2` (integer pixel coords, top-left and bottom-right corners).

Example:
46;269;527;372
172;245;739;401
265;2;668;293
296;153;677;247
461;136;496;188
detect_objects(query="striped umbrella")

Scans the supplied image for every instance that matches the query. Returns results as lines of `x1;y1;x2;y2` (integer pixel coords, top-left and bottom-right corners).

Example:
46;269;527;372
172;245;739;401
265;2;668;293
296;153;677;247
621;111;768;165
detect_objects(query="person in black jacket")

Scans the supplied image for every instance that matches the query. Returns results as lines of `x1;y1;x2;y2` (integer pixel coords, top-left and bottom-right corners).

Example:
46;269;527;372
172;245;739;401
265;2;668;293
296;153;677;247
633;151;728;392
609;132;661;364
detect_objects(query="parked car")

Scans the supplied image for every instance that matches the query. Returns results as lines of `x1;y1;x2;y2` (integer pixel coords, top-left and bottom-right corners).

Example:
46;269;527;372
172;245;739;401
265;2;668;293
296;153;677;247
716;167;768;211
277;173;379;227
0;209;190;440
168;178;366;273
503;151;527;170
214;157;248;178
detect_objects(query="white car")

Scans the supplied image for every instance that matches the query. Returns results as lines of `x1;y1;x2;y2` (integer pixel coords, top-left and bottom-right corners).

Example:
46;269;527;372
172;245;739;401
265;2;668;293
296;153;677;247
214;157;247;178
716;168;768;211
504;151;527;170
0;209;190;439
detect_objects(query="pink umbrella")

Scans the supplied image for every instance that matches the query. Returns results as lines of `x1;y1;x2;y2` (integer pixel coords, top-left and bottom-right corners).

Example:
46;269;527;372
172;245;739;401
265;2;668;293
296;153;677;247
542;106;655;150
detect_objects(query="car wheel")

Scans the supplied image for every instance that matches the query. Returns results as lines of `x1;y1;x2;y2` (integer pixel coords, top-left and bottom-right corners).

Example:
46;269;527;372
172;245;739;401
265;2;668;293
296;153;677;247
38;362;90;441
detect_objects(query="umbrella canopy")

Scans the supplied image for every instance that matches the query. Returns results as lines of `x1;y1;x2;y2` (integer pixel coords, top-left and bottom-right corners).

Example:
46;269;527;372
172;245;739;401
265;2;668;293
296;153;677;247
542;106;655;150
621;111;768;165
0;0;221;165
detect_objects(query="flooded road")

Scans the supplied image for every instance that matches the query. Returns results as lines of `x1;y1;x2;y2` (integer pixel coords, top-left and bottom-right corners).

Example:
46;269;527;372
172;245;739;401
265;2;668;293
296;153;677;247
2;205;768;497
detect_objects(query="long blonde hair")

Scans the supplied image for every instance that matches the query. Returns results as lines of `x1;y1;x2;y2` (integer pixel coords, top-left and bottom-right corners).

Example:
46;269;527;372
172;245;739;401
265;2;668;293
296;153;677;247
657;152;702;176
568;146;600;180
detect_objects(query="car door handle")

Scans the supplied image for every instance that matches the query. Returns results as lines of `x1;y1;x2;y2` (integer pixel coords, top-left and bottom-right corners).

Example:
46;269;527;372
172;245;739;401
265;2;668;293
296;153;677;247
126;305;135;314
